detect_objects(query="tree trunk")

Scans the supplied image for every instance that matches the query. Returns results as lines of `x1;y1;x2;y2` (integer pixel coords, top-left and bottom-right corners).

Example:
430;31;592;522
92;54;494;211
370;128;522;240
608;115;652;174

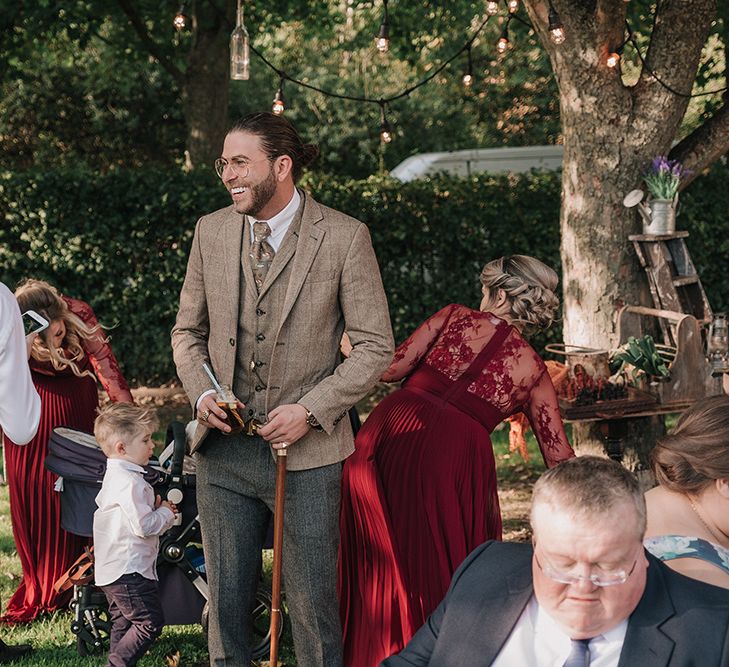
182;25;231;169
523;0;719;465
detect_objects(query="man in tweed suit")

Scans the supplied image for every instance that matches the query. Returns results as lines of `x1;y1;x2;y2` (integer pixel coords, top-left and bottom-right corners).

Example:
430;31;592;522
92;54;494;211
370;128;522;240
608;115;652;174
172;112;393;666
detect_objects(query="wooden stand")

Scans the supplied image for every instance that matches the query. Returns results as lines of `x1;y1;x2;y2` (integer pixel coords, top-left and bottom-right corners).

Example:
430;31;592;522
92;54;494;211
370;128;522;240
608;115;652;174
629;232;712;345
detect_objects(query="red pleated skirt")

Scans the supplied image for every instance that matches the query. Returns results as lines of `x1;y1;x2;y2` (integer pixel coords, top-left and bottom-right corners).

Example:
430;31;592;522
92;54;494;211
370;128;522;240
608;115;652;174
1;370;96;623
338;381;501;667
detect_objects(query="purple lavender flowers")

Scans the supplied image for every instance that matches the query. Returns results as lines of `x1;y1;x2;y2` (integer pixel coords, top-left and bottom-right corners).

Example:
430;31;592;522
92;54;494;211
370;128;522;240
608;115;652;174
644;156;689;200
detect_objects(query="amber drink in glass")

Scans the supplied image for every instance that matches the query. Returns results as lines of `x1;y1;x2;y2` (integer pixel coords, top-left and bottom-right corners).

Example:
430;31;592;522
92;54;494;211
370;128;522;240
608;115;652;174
216;385;244;435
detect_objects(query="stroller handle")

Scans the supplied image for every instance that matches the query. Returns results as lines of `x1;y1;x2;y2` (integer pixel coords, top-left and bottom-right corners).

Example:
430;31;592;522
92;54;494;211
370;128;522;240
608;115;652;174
166;421;187;478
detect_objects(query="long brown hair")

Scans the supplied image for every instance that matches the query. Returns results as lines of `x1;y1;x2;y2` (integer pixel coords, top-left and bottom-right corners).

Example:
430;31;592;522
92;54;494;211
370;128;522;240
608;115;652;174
15;279;103;378
651;395;729;494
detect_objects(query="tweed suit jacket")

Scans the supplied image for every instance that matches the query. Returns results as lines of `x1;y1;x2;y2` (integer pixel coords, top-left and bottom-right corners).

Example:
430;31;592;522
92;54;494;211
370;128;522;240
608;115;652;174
382;541;729;667
172;190;394;470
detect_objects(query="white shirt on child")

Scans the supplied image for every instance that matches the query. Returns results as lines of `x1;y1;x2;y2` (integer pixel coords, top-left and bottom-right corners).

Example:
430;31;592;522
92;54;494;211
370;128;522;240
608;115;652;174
93;458;175;586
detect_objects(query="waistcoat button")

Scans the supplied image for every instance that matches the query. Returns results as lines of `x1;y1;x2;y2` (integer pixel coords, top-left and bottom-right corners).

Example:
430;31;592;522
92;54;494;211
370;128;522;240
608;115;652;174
256;334;265;342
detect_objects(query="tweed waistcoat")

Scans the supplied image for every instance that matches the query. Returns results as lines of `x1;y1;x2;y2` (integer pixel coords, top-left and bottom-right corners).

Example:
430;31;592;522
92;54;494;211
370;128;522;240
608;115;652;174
233;208;303;421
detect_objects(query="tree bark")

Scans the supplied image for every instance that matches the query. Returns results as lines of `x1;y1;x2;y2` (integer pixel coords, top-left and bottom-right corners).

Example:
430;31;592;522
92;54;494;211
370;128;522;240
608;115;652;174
182;24;232;169
523;0;720;464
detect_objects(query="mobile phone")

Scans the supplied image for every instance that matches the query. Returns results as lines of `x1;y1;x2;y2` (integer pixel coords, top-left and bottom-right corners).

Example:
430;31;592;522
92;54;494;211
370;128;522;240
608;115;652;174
22;310;49;338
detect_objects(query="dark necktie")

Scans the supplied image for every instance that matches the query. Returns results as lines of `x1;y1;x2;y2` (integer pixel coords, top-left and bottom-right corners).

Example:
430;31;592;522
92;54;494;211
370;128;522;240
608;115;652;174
563;638;591;667
250;221;275;291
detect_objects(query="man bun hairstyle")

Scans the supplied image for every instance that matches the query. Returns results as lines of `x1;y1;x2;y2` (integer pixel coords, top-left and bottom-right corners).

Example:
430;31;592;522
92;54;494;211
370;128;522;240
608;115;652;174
480;254;560;331
651;395;729;494
228;112;319;183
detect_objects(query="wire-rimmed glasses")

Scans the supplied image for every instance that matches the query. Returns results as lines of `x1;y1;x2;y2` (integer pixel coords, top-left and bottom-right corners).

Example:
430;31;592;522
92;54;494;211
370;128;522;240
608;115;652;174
214;156;270;179
534;550;638;587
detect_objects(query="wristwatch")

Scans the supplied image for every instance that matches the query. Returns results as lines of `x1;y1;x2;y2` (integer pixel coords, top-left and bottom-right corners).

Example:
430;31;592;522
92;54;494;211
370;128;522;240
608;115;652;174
305;409;324;431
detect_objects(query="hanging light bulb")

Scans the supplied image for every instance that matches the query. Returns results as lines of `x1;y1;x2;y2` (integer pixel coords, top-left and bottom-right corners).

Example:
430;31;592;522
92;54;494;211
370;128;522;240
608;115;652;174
497;23;511;53
230;0;250;80
547;2;565;44
173;3;188;32
486;1;499;15
375;0;390;53
272;82;285;115
507;0;519;13
606;44;624;68
463;46;474;88
379;104;393;143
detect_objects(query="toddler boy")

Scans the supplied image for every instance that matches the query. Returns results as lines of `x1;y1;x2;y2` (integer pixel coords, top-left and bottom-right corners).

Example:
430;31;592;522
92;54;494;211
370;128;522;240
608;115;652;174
93;403;178;667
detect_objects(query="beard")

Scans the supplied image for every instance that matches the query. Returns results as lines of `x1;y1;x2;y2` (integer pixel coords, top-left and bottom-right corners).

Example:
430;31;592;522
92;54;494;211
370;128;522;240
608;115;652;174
235;165;278;217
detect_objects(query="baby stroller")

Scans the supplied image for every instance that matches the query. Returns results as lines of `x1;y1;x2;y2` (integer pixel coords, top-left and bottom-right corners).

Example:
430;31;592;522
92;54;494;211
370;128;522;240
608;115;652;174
45;421;282;658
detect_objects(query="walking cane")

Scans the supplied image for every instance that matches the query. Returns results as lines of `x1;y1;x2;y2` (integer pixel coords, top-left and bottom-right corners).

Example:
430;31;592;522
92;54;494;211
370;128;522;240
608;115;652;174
268;445;287;666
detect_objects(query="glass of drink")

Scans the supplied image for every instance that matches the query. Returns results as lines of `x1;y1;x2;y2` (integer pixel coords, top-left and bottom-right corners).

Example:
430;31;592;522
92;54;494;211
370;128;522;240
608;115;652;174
216;385;244;435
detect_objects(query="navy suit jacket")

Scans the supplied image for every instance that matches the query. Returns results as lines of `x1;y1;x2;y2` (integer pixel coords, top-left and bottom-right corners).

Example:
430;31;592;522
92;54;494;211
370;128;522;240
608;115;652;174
382;541;729;666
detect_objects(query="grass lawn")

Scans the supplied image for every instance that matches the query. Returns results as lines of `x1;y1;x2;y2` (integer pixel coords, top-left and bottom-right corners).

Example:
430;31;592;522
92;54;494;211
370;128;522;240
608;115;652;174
0;414;548;666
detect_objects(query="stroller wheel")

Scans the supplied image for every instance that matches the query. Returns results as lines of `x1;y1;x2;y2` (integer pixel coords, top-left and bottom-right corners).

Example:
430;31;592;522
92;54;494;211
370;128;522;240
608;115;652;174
72;586;112;656
201;583;284;660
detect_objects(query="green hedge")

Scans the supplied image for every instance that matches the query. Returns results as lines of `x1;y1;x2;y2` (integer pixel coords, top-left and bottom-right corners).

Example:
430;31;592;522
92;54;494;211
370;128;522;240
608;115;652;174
2;164;728;384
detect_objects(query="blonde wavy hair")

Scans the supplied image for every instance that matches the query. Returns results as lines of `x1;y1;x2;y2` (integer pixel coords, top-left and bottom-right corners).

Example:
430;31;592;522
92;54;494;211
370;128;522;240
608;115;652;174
480;254;560;331
15;279;104;378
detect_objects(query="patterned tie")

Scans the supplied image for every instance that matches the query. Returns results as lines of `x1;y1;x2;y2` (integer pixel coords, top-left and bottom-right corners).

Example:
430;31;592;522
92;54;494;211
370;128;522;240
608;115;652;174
563;638;591;667
250;221;275;291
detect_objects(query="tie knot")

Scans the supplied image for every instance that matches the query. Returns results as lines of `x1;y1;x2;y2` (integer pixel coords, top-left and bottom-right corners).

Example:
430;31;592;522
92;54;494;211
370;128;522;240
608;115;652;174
253;221;272;242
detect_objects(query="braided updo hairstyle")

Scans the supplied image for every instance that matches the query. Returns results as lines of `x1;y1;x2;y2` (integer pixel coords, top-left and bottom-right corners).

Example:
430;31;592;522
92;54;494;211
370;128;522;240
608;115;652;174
479;255;560;331
651;395;729;494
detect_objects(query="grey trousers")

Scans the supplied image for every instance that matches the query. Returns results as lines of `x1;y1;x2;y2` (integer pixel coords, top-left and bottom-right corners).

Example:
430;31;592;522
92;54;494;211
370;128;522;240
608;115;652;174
196;433;343;667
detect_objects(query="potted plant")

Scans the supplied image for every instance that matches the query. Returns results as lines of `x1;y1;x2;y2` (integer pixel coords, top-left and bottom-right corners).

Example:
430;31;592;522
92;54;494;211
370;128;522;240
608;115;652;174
642;156;689;235
610;334;671;400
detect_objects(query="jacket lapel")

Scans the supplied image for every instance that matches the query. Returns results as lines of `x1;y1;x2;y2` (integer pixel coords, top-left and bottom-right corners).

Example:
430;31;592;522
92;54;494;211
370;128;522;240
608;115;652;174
618;554;675;667
223;209;248;322
277;192;325;325
450;559;534;665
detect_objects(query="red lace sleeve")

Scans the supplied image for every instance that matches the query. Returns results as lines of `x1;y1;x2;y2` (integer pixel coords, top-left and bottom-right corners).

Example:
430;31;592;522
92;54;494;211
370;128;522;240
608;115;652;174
381;305;457;382
65;297;134;404
524;367;574;467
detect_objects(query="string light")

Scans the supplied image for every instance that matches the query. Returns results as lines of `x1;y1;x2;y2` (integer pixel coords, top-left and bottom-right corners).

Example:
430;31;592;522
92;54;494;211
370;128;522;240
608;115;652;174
507;0;519;14
547;2;565;45
379;103;393;143
230;0;250;80
173;3;187;32
462;46;474;87
272;81;285;115
497;19;511;54
486;1;499;15
606;45;623;68
375;0;390;53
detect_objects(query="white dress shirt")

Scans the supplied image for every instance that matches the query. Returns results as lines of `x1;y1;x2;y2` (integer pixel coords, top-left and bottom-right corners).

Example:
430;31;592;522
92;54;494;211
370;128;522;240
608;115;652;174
0;282;41;445
492;596;628;667
93;458;175;586
247;187;301;252
195;188;301;409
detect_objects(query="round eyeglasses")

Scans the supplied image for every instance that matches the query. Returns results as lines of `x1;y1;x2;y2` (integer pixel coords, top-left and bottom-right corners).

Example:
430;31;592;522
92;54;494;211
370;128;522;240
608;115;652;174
534;551;638;587
214;156;270;179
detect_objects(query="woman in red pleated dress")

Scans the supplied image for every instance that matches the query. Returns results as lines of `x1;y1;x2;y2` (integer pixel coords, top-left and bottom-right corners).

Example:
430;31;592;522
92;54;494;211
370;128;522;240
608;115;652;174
2;279;133;623
338;255;575;667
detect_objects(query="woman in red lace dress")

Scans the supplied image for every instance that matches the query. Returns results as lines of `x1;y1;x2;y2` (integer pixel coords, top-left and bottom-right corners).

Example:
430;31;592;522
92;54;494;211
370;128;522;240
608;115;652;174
2;280;133;623
338;255;574;667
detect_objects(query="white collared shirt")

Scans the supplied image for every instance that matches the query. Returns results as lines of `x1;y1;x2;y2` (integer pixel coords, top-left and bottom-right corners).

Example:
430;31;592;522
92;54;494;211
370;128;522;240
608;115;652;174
247;188;301;252
93;458;175;586
492;596;628;667
0;282;41;445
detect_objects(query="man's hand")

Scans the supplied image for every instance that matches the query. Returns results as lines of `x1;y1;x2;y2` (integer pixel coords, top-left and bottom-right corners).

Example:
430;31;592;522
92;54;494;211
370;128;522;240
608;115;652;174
257;404;310;450
196;393;245;434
